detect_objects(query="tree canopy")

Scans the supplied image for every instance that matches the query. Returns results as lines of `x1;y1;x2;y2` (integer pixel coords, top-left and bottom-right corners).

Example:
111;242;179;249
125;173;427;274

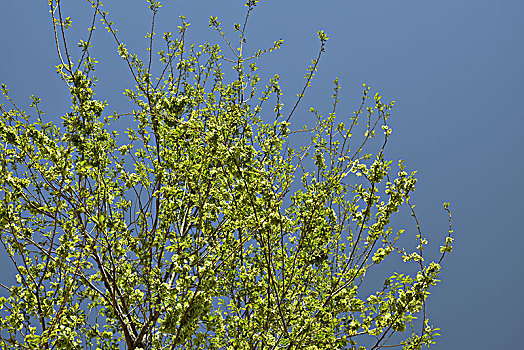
0;1;453;349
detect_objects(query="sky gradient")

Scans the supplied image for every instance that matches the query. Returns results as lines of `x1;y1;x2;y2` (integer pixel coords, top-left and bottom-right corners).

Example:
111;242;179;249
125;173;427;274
1;0;523;348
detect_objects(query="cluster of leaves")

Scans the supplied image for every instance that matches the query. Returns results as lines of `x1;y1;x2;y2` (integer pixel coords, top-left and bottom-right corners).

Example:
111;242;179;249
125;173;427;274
0;0;453;349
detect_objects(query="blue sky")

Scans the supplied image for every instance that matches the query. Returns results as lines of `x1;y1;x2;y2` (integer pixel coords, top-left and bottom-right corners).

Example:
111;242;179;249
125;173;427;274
1;0;523;348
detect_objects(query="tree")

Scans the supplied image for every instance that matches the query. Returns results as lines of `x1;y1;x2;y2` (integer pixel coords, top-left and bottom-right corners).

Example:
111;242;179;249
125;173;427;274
0;0;454;349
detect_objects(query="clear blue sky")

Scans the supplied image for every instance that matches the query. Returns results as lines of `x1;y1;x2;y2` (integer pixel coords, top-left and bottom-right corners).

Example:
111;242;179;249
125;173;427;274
1;1;523;348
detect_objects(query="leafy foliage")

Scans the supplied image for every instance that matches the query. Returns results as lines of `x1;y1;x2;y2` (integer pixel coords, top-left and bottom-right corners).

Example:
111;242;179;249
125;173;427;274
0;0;453;349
